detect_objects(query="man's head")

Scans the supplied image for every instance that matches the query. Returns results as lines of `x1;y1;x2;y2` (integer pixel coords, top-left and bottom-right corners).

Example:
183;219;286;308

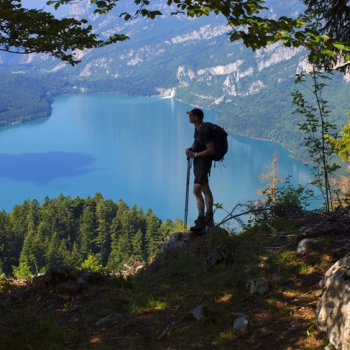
186;108;204;120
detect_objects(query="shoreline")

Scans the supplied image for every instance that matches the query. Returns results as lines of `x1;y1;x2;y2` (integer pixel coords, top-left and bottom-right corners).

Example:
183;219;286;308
1;90;301;164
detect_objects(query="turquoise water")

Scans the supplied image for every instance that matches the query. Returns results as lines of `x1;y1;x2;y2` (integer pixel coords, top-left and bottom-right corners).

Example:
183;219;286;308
0;93;317;226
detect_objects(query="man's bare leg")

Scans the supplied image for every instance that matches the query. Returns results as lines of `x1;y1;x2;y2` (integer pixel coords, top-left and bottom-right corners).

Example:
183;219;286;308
202;183;213;212
202;183;214;226
193;183;205;214
190;183;206;232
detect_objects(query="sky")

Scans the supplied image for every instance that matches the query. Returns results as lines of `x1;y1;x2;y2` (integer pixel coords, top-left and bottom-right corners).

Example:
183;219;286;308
22;0;69;18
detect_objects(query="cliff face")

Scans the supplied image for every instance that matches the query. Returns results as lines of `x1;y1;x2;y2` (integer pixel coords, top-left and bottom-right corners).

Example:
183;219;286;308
1;0;349;158
1;1;308;90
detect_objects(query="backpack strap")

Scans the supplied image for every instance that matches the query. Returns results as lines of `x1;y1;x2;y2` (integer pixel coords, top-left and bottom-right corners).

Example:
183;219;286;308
195;122;211;149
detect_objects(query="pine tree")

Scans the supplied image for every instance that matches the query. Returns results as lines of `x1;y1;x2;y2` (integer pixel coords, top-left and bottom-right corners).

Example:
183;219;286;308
107;199;129;271
145;209;162;261
0;210;13;275
14;229;36;277
79;196;97;259
132;228;144;262
46;232;63;267
94;195;116;265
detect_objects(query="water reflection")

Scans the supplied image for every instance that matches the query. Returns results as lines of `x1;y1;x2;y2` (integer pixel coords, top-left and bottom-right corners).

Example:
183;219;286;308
0;94;319;223
0;152;96;184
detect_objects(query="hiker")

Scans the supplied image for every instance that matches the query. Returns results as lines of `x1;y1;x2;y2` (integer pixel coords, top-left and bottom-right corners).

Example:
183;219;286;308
185;108;215;231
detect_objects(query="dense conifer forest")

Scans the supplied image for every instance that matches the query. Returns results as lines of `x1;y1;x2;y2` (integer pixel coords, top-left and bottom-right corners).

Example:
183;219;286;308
0;71;164;127
0;193;183;277
0;71;79;125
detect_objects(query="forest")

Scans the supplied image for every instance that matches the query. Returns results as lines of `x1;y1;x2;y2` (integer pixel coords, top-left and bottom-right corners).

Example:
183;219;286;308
0;73;53;125
0;69;167;127
0;71;78;125
0;193;184;277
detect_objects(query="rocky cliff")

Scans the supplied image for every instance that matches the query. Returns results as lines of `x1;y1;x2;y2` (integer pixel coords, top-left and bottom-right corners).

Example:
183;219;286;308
1;0;349;159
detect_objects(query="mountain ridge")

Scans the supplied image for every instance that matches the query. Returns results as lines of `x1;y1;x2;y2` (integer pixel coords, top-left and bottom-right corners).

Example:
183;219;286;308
1;0;349;161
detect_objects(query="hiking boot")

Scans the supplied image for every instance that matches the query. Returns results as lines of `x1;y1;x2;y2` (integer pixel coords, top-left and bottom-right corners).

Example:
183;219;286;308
190;216;206;232
205;212;214;227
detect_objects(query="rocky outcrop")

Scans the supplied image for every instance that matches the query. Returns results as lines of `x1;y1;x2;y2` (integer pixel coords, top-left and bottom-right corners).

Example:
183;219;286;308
204;242;235;270
171;24;229;44
197;60;244;76
0;0;312;103
316;253;350;349
69;0;93;18
162;231;193;252
255;41;305;71
78;58;110;77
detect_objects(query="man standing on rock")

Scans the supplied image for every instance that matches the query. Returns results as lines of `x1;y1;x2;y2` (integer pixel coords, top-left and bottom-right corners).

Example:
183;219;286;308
185;108;215;232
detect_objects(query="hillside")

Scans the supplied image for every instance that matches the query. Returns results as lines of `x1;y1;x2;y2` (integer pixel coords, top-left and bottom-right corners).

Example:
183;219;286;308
1;211;347;349
1;0;350;161
0;70;78;125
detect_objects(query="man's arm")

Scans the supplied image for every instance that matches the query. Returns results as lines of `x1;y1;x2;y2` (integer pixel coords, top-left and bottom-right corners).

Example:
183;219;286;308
185;142;196;157
187;141;214;158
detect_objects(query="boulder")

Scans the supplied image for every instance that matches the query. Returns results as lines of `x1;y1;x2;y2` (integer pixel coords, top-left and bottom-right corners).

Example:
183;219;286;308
246;278;271;295
190;305;214;321
162;232;191;252
233;316;249;332
296;238;319;253
204;243;235;270
232;312;251;332
43;265;77;285
316;253;350;349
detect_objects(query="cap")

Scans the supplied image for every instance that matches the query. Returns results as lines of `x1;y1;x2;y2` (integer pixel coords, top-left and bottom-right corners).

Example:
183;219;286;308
186;108;204;119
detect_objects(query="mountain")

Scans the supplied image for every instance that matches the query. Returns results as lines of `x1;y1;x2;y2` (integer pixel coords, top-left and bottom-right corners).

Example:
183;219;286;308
1;0;350;160
1;213;348;349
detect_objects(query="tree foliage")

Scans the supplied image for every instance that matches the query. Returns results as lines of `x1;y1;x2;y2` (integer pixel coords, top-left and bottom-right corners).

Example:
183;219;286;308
302;0;350;72
2;0;350;69
292;68;341;212
326;113;350;162
0;193;182;277
0;0;312;64
0;0;128;65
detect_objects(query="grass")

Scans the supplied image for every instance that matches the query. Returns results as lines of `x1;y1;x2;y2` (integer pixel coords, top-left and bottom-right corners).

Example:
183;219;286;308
0;214;345;349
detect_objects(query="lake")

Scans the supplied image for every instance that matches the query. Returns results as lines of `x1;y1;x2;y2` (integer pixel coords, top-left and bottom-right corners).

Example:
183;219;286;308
0;93;317;227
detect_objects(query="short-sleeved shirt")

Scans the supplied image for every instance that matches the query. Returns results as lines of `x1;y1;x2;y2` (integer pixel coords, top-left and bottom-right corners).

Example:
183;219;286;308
193;123;213;184
193;123;213;154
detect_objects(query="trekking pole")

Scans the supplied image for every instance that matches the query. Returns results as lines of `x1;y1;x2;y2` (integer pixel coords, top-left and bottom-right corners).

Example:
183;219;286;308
184;157;192;231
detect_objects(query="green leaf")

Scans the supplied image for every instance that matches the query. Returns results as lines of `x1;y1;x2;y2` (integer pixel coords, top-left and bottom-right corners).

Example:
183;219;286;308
308;52;319;63
232;5;244;18
320;49;335;57
333;42;345;50
229;32;243;42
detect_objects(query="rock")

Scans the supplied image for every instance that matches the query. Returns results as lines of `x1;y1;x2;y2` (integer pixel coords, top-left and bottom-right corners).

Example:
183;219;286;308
204;243;235;270
233;316;249;331
61;276;88;291
246;278;270;295
296;238;319;253
163;232;191;252
43;265;77;285
79;271;104;283
316;253;350;350
120;262;145;277
190;305;214;321
95;313;122;326
343;243;350;250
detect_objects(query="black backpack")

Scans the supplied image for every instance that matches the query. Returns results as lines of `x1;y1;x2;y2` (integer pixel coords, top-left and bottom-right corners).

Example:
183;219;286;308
200;122;228;162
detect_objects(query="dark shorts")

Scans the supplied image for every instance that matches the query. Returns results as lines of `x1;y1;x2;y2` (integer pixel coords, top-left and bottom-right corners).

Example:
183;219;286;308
193;158;212;185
